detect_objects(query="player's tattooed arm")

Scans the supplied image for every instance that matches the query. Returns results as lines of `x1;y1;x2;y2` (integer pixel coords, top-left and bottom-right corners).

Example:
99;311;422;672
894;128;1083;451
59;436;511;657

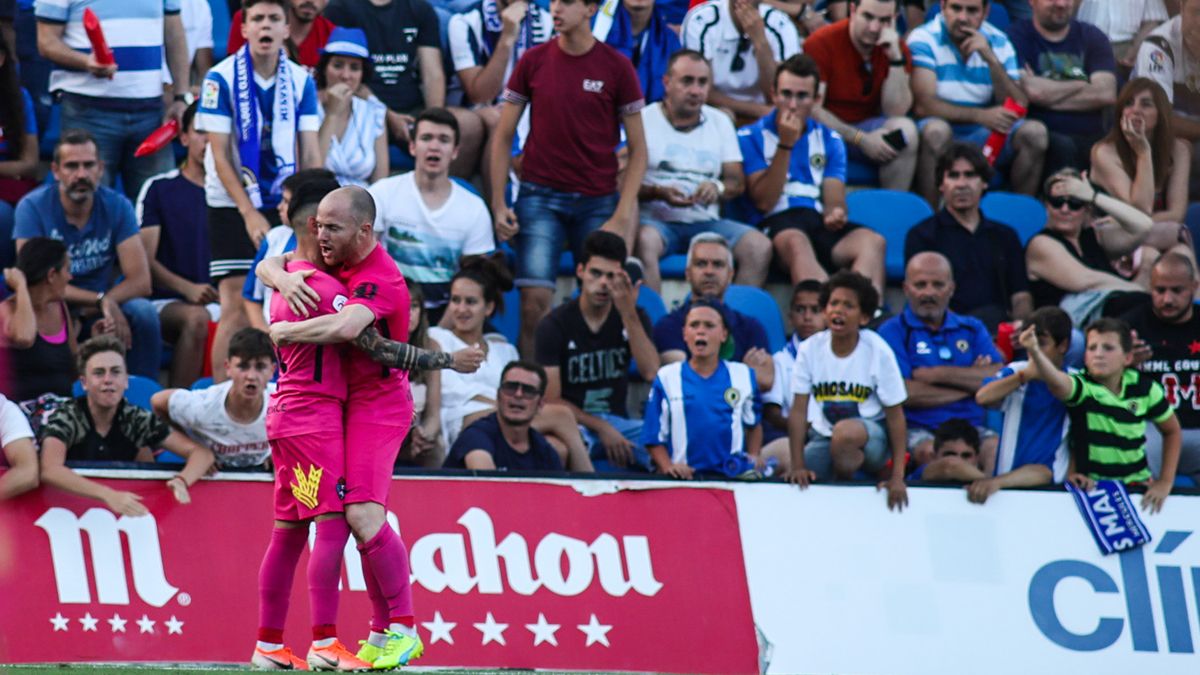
353;326;485;373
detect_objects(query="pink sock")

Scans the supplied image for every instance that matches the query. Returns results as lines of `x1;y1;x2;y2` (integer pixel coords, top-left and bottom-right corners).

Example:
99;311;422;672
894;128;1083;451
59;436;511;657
258;526;308;636
360;549;390;634
308;518;349;632
358;526;414;625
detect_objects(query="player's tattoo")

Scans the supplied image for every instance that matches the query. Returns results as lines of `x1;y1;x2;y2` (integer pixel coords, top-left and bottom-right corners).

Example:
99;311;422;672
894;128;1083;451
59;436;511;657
354;327;455;371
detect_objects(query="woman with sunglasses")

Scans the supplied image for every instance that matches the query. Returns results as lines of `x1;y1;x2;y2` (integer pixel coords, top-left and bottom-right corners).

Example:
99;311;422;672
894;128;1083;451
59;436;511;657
1091;78;1190;229
1025;169;1155;316
430;256;593;470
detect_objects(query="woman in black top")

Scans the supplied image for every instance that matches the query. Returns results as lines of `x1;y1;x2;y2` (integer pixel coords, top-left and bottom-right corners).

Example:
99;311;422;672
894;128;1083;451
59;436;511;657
1025;170;1154;312
1;237;76;402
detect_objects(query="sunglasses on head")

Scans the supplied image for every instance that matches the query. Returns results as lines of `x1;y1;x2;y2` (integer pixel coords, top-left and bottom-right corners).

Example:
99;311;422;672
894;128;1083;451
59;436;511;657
500;381;542;397
1047;195;1087;211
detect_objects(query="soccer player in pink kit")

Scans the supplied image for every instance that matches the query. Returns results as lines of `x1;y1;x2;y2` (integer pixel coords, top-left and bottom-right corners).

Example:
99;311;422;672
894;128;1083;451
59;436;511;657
267;186;464;668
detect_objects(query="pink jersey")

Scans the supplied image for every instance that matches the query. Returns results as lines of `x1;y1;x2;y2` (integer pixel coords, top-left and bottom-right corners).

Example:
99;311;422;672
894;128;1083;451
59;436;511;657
267;260;351;439
338;243;413;425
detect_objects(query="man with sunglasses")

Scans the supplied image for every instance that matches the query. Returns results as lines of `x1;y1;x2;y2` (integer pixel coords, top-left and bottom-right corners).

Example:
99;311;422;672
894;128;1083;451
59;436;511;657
804;0;918;192
681;0;801;124
877;251;1003;475
905;141;1032;331
444;361;565;471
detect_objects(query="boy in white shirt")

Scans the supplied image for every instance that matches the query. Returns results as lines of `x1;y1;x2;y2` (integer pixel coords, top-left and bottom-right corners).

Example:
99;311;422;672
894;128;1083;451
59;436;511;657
782;270;909;510
762;279;825;442
151;327;276;469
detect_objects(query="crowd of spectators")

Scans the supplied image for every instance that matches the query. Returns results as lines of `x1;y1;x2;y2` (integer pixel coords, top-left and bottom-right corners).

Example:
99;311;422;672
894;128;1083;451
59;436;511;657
3;0;1200;515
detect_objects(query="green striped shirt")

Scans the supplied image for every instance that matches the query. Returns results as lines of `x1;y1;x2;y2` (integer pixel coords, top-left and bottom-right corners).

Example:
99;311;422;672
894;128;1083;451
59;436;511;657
1065;369;1173;483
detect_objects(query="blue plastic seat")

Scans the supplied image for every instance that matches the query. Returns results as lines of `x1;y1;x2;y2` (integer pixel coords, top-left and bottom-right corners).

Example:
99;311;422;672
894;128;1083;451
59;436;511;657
723;285;786;353
72;374;162;410
190;376;214;391
660;254;688;278
981;191;1046;245
846;189;934;282
489;288;522;345
637;284;667;326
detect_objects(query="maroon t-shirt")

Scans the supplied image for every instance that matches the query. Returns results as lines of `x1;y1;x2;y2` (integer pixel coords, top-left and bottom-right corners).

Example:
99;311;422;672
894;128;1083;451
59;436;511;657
504;38;645;196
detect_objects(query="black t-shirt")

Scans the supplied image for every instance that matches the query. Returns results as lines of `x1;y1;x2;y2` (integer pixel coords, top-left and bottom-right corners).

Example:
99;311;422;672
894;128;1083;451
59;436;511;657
444;413;563;471
905;209;1029;315
534;300;653;417
325;0;441;113
1121;304;1200;428
1028;227;1122;309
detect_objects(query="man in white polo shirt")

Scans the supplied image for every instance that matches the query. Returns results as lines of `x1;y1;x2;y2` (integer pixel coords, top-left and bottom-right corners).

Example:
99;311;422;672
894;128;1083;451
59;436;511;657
682;0;801;124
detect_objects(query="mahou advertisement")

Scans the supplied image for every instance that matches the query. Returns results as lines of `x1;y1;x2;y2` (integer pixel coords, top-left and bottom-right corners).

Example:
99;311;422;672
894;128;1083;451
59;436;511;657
0;474;760;673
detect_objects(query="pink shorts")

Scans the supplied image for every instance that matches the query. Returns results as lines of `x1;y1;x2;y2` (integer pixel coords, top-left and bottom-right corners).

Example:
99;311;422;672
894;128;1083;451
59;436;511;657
343;419;409;506
270;430;346;521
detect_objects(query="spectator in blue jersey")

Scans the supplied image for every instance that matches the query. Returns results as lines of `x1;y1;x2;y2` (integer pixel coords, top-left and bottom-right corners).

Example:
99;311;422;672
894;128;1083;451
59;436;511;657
13;130;161;379
739;54;887;293
653;233;774;391
971;306;1072;502
1008;0;1117;175
778;271;909;510
762;279;824;443
682;0;802;123
242;170;338;331
907;417;983;482
136;102;216;389
877;252;1002;471
1025;317;1181;512
644;298;763;479
196;0;322;383
907;0;1047;204
625;0;680;104
35;0;191;201
445;360;566;471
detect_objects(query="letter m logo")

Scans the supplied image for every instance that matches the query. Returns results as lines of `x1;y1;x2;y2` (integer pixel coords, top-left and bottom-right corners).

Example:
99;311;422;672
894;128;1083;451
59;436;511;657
34;508;178;607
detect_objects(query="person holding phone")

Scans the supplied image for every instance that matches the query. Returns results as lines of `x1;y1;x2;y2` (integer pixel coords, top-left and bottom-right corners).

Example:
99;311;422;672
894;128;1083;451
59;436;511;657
804;0;918;192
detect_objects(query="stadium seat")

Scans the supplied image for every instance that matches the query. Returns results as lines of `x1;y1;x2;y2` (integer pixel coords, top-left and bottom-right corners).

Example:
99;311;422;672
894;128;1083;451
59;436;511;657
637;284;667;326
72;374;162;410
660;254;687;278
190;377;214;391
209;0;232;59
981;191;1046;245
845;159;880;187
846;189;933;282
724;285;786;353
924;2;1010;33
489;288;522;345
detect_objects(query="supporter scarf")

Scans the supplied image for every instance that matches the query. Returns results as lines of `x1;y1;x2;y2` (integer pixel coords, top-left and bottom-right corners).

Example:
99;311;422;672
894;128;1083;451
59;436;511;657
482;0;535;63
233;44;297;209
592;0;633;58
1065;480;1152;555
632;8;680;104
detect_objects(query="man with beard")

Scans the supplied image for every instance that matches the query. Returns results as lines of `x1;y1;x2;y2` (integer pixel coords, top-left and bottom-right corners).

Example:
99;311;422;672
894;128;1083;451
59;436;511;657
904;142;1032;330
1121;252;1200;485
877;251;1003;473
1008;0;1117;174
445;361;565;470
228;0;337;68
13;130;161;378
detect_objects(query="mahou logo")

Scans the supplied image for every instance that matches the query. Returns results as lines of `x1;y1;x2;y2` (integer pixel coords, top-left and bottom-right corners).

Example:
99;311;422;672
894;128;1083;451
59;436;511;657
35;508;179;607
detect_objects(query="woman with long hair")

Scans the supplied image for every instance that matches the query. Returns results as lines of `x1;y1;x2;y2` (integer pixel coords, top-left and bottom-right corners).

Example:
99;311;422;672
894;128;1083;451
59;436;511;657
1091;78;1191;229
430;255;592;470
1;237;77;402
315;27;388;187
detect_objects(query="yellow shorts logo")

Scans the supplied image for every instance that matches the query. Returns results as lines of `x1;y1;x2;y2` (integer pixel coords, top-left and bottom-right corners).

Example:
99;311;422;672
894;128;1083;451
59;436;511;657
290;464;323;509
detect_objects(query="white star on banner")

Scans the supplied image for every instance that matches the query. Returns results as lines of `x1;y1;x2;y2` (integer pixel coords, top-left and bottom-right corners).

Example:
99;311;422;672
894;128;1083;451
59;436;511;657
108;614;127;633
577;614;612;647
473;612;508;646
136;615;156;634
79;613;98;632
525;613;560;647
50;613;69;632
165;616;184;635
421;611;456;645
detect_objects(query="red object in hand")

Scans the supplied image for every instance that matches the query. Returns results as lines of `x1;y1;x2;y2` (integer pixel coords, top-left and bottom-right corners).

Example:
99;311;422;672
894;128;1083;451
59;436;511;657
83;8;115;67
981;97;1027;166
135;119;180;158
995;321;1016;364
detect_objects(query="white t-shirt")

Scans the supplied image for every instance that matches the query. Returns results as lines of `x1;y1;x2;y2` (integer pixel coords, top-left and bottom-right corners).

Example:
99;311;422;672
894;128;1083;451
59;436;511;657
369;173;494;305
429;327;518;446
682;0;801;104
764;334;803;416
168;380;275;468
790;329;907;437
0;395;34;449
1133;17;1200;119
640;102;743;223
